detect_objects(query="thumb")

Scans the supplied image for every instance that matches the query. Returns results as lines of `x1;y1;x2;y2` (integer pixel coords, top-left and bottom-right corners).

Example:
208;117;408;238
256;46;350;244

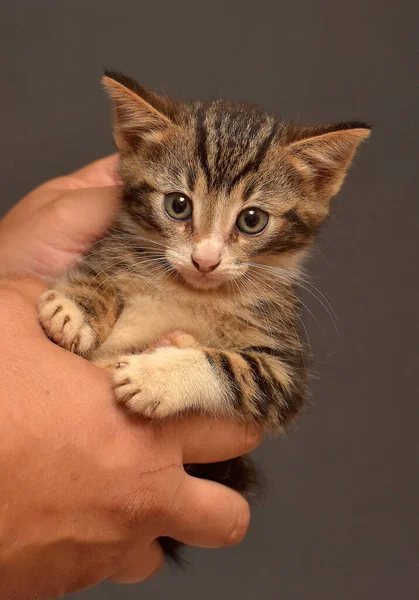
0;186;120;279
165;475;250;548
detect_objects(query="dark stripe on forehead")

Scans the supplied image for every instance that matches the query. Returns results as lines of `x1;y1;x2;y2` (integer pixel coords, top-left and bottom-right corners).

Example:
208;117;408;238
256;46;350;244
242;180;256;201
186;168;196;191
213;111;224;188
228;123;278;192
196;105;211;188
243;157;304;202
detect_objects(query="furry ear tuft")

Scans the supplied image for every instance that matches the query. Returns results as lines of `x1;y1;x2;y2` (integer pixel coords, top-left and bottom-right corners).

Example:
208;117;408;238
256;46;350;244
288;124;371;198
102;71;173;151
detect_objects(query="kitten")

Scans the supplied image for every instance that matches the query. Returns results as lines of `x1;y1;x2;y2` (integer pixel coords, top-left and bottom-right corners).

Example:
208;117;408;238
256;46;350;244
38;70;370;559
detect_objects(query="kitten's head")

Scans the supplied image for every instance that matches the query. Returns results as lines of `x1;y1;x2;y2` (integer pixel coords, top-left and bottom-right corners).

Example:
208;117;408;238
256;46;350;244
103;71;370;292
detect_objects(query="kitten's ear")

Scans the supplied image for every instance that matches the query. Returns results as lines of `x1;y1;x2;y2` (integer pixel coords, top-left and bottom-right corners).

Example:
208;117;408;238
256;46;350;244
288;122;371;199
102;70;175;151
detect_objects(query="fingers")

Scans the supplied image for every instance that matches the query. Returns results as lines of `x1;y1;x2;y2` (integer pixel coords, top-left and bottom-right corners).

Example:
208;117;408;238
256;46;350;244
40;155;120;191
110;540;164;584
165;475;250;548
168;416;262;464
0;155;121;276
0;186;120;278
68;155;120;188
46;185;121;247
2;155;120;219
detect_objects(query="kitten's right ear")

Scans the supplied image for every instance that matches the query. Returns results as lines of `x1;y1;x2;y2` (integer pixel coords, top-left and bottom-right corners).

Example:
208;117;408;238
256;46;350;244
102;70;173;151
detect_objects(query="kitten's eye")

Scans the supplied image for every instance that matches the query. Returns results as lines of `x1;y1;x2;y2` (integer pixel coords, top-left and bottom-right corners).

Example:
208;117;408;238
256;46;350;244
236;208;269;235
164;192;193;221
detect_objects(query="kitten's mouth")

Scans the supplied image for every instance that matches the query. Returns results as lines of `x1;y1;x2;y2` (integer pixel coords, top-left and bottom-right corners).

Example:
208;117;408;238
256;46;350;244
177;269;227;290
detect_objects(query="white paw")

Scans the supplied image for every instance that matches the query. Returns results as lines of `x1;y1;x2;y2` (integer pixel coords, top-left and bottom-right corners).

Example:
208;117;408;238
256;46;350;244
111;352;183;419
38;290;95;355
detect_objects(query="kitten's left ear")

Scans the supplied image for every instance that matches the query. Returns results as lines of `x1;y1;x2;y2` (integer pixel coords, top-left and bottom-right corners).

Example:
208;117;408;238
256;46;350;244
288;122;371;199
102;70;177;151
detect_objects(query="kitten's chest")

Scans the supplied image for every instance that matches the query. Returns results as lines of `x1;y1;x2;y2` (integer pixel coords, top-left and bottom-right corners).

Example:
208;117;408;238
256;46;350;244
92;293;238;358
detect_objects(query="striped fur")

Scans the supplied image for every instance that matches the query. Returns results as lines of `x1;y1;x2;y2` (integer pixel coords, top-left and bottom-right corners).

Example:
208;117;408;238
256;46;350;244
38;68;371;437
38;71;370;558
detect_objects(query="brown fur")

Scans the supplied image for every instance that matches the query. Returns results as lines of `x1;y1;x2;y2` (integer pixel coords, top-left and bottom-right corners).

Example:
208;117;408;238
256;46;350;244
38;70;370;559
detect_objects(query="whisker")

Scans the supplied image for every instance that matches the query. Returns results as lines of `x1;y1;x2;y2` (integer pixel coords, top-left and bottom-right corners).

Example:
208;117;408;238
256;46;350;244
86;232;173;252
249;268;325;338
85;247;165;262
244;262;339;334
239;270;309;361
89;257;168;305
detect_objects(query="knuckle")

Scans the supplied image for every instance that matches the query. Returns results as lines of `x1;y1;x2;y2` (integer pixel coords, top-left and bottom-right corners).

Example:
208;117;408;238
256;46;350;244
225;500;251;547
119;488;154;529
47;193;72;222
38;176;66;192
118;464;182;530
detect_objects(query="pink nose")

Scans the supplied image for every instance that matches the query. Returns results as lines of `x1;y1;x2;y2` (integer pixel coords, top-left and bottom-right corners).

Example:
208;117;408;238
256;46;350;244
191;254;221;273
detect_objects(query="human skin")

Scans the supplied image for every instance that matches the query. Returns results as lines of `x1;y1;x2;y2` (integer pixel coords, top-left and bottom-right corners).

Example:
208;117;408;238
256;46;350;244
0;157;261;599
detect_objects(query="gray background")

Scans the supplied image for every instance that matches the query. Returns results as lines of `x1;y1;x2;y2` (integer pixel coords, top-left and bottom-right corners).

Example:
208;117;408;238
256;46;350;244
1;1;418;599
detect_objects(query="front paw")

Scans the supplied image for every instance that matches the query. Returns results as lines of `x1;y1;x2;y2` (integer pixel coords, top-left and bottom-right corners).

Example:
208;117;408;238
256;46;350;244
111;352;182;419
38;290;95;355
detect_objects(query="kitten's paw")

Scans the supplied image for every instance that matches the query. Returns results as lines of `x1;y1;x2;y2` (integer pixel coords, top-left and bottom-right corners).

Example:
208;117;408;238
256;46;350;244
38;290;95;355
111;353;181;419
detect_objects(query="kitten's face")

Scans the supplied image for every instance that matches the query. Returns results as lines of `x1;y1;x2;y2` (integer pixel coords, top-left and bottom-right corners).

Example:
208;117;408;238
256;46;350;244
104;72;370;292
120;116;312;291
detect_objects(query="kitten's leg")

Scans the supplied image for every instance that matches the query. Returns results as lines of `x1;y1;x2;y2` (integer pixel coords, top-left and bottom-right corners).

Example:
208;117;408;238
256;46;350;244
134;332;266;562
38;270;122;356
109;342;306;429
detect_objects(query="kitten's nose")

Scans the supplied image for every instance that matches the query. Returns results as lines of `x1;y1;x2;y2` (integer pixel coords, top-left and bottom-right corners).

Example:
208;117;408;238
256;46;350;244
191;255;221;273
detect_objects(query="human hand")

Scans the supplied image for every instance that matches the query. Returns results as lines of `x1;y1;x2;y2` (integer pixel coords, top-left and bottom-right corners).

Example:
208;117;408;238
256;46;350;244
0;155;121;279
0;160;261;599
0;276;260;599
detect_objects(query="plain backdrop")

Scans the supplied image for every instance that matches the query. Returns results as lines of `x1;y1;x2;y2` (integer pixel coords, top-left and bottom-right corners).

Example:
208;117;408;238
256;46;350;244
1;1;418;599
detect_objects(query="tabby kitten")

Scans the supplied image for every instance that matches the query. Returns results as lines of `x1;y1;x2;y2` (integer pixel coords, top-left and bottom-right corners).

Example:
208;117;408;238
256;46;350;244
38;71;369;558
